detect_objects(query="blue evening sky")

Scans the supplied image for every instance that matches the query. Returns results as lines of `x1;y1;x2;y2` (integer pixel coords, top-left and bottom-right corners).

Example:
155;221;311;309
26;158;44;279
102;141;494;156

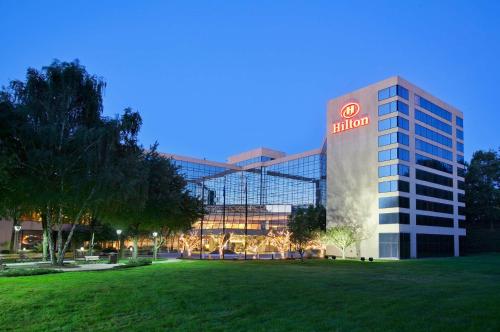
1;1;499;162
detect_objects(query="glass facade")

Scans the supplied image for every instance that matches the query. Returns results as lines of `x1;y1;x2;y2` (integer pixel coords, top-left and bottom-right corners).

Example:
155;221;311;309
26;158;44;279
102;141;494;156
415;110;452;134
171;152;326;236
378;85;409;101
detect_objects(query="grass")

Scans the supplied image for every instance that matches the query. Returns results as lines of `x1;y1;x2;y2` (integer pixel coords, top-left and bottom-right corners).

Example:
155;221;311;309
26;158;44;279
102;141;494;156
0;254;499;331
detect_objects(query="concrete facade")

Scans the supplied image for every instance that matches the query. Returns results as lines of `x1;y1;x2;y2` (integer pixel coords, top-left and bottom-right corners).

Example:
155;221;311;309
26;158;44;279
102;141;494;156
326;76;465;259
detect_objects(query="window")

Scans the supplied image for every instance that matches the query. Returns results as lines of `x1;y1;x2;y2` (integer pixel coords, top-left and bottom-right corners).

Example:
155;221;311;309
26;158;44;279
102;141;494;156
415;154;453;174
457;142;464;153
458;193;465;203
378;180;410;193
415;94;452;121
416;169;453;187
416;199;454;214
416;215;454;227
415;138;453;161
379;196;410;209
456;116;464;128
456;129;464;140
378;132;409;147
378;100;409;116
378;85;409;101
378;164;410;178
416;184;453;201
457;167;465;178
415;110;452;134
415;124;452;147
457;180;465;190
457;154;465;165
378;116;409;132
379;233;410;259
417;234;454;258
379;213;410;225
378;148;410;162
458;206;466;216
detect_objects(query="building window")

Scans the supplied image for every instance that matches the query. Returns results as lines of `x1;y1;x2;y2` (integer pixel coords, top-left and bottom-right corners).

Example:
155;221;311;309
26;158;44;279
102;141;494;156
416;184;454;201
458;193;465;203
379;196;410;209
416;169;453;187
379;180;410;193
415;124;452;147
378;100;409;116
416;215;454;227
457;154;465;165
378;85;409;101
458;206;466;216
414;94;452;121
457;142;464;153
456;129;464;140
457;180;465;190
415;138;453;161
379;233;410;259
417;234;454;258
379;212;410;224
415;153;453;174
457;167;465;178
415;110;452;135
378;164;410;178
378;132;409;147
378;116;409;132
416;199;454;214
378;148;410;162
456;116;464;128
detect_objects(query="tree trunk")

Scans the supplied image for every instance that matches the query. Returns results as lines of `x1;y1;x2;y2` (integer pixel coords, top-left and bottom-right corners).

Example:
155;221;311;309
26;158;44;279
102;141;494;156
342;247;346;259
133;235;139;259
89;232;95;256
41;214;48;262
46;210;56;265
119;237;125;259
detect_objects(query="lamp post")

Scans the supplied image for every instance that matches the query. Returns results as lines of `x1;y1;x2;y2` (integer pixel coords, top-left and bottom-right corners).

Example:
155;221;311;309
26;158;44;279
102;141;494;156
13;225;21;253
116;229;122;259
152;232;158;260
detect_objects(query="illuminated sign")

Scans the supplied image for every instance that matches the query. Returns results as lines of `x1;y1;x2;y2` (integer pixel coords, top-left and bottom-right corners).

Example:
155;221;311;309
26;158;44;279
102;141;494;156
332;102;369;134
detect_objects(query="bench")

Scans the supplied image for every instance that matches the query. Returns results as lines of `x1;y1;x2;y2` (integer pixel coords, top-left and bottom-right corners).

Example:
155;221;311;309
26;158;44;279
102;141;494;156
84;256;100;263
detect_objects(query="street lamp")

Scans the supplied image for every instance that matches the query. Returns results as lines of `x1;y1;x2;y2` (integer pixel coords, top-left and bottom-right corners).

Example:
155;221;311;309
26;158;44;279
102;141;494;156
13;225;22;253
116;229;123;259
152;232;158;260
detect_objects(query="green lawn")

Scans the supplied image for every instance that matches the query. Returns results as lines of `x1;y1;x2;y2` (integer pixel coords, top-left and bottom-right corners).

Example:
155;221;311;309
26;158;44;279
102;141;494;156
1;255;499;332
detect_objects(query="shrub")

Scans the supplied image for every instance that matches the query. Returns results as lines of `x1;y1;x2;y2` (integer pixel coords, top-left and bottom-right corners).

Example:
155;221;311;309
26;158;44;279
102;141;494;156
117;259;152;269
0;268;62;277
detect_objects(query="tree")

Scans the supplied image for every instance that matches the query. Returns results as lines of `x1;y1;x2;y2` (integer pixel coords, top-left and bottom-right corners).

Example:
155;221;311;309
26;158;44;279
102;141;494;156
210;233;231;257
288;205;326;259
465;149;500;230
267;229;291;259
321;222;362;259
179;230;199;257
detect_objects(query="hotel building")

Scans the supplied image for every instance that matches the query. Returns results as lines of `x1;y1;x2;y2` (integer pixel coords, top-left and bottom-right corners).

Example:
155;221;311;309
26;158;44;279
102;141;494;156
0;76;465;259
163;76;465;259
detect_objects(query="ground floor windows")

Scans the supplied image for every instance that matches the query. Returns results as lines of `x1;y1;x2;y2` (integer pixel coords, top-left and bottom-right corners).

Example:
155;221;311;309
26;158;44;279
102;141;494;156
379;233;410;259
417;234;454;258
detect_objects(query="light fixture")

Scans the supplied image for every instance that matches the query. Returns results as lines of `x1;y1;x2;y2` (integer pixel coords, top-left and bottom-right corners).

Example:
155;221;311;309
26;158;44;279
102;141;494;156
116;229;122;235
14;225;21;232
80;247;84;251
129;247;133;251
152;232;158;237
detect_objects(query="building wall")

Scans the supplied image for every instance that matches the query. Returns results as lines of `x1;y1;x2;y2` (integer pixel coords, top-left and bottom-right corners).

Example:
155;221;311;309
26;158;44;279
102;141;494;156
326;76;465;259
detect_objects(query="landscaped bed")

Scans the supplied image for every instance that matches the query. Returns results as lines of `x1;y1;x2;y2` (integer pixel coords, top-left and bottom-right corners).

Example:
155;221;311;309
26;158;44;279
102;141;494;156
0;254;499;331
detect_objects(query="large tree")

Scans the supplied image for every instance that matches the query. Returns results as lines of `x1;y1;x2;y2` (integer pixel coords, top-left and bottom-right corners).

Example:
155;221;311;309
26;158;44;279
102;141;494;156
465;149;500;230
0;60;143;265
288;205;326;259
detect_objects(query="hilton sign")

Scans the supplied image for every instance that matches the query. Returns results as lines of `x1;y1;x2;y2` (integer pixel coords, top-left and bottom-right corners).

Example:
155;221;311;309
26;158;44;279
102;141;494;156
332;102;369;134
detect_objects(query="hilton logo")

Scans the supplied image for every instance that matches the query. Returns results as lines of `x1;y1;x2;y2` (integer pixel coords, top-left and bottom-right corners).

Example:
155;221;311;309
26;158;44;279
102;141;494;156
332;102;369;134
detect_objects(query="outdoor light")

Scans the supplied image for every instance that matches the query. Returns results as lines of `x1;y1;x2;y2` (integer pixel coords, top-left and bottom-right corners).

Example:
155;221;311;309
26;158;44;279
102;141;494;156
14;225;21;232
80;247;84;251
116;229;122;235
152;232;158;237
129;247;133;252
